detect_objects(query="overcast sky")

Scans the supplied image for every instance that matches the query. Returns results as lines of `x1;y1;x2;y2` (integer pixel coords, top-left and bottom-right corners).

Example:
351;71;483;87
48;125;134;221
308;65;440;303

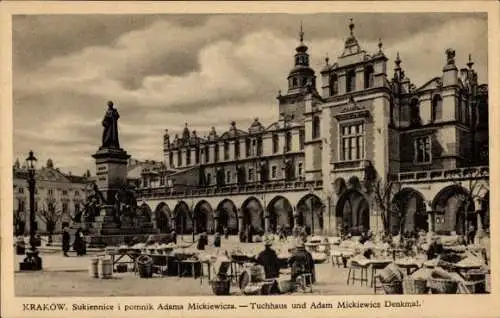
12;13;488;175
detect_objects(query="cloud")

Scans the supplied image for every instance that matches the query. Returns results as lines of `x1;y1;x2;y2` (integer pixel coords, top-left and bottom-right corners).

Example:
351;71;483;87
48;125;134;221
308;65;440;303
12;13;488;175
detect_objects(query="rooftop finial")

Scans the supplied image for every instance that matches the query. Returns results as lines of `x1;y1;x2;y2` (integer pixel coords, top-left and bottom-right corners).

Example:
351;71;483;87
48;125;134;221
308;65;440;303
349;18;355;36
299;20;304;43
325;52;329;65
467;53;474;69
378;38;383;52
395;52;401;67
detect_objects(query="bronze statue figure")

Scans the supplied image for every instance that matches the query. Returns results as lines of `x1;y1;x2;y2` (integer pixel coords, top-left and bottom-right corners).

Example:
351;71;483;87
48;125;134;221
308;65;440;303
102;101;120;149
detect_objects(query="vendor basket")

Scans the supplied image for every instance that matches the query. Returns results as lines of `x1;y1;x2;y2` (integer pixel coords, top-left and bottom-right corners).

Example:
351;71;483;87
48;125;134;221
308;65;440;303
402;278;429;294
381;281;403;294
136;255;153;278
428;278;458;294
210;278;231;296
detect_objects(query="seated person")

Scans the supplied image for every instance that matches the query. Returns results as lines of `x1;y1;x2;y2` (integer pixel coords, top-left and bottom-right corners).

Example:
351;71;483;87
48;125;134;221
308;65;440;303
288;241;316;283
255;240;281;279
426;236;444;260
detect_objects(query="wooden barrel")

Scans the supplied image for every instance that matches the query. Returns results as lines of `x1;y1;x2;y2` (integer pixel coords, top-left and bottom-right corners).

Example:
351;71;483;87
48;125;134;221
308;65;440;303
89;258;99;278
100;258;113;279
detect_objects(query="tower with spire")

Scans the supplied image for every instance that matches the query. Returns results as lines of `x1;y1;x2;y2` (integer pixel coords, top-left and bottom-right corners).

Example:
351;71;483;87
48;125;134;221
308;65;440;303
277;22;320;123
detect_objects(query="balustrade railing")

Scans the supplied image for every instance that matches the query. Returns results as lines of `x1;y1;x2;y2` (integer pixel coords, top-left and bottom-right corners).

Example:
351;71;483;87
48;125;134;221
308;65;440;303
137;179;323;200
393;165;488;183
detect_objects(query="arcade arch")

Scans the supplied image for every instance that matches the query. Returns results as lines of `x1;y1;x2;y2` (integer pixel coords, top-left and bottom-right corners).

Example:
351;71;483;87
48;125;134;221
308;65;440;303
241;197;264;234
297;194;323;235
391;188;427;235
432;185;475;235
267;195;294;234
335;190;369;236
173;201;193;234
215;199;239;234
193;200;214;234
153;202;172;233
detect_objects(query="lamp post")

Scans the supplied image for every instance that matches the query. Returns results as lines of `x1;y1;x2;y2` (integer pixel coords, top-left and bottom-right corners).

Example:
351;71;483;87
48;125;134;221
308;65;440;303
309;185;314;236
21;150;42;271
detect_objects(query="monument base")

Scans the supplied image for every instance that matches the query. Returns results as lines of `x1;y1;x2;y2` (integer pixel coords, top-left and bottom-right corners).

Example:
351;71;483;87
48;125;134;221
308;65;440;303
73;206;159;248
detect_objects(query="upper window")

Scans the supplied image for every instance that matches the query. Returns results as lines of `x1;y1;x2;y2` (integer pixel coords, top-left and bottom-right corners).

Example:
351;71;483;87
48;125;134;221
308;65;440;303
204;147;210;163
169;152;174;167
364;65;374;89
340;122;365;161
299;129;305;150
177;151;182;167
271;166;277;179
414;136;432;164
234;140;240;159
298;162;304;177
329;73;338;96
410;98;421;126
432;95;443;122
256;137;263;156
226;170;231;184
245;138;251;157
214;145;219;162
223;142;230;161
285;131;292;152
248;168;254;182
272;134;279;153
346;69;356;93
186;150;191;166
312;116;321;139
195;148;200;164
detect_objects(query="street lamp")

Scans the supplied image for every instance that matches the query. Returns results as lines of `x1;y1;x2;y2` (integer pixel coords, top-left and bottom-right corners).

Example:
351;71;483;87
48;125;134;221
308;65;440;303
309;185;315;236
21;150;42;271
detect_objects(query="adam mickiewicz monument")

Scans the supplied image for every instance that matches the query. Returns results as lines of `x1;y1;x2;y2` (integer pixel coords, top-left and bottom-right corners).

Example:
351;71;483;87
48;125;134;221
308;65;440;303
79;101;156;247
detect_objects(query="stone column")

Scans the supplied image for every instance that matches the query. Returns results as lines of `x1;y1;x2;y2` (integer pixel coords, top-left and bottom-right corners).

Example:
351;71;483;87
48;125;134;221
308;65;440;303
293;207;300;231
427;211;435;233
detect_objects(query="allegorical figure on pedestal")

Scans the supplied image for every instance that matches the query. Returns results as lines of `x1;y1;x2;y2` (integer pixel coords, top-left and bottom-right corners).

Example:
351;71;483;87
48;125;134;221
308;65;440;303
101;101;120;149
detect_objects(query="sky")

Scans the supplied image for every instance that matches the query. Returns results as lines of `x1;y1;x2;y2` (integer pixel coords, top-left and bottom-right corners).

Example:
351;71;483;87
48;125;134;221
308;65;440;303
12;13;488;175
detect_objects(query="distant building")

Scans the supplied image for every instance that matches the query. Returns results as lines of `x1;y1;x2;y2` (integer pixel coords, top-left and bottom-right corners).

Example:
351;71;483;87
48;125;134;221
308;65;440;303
13;158;90;235
136;21;489;236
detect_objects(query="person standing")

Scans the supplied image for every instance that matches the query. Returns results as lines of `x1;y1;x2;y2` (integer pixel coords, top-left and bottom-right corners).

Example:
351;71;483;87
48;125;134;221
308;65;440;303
223;226;229;239
62;226;70;257
73;228;85;256
213;232;222;248
197;232;208;250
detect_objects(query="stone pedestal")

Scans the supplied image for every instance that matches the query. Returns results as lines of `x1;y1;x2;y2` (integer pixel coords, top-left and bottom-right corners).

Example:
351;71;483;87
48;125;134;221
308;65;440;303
92;147;130;204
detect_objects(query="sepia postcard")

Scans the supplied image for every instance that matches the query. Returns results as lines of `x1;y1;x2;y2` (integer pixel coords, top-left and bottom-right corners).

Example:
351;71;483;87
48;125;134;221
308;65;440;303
1;1;499;318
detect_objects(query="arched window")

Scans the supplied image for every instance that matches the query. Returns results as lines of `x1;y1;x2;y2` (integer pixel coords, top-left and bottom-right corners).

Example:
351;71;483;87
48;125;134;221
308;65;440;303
312;116;321;139
204;147;210;163
346;69;356;93
245;138;251;157
329;73;338;96
285;131;292;152
302;78;308;87
432;95;443;122
177;151;182;167
206;173;211;186
410;98;421;126
364;65;374;89
292;78;298;88
214;145;219;162
257;137;263;156
169;152;174;167
299;129;305;150
272;134;279;153
223;142;229;160
186;149;191;166
234;140;240;159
